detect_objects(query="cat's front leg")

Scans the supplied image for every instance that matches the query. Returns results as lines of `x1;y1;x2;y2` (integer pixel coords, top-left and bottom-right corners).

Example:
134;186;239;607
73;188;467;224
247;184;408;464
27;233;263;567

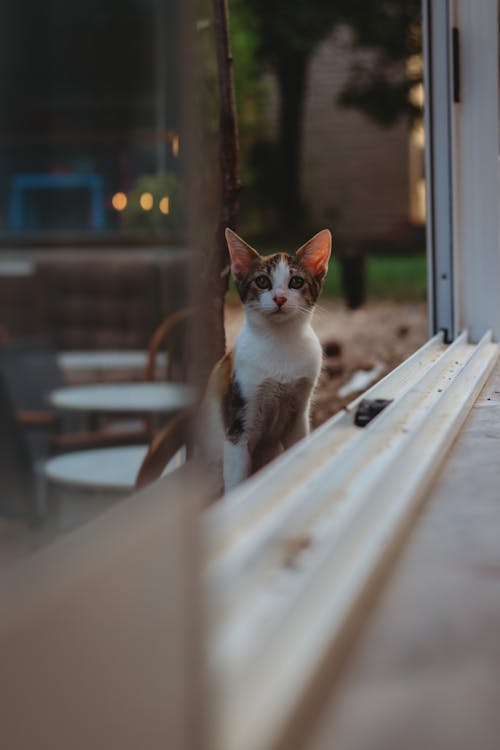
223;438;251;493
282;410;309;450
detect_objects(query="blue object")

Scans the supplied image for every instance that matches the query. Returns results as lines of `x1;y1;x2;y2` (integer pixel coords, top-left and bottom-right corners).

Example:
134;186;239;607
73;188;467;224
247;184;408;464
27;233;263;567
8;172;105;231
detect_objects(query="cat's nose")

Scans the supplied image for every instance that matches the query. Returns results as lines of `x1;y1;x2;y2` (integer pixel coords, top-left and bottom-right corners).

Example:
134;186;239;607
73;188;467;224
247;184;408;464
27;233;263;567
273;294;287;308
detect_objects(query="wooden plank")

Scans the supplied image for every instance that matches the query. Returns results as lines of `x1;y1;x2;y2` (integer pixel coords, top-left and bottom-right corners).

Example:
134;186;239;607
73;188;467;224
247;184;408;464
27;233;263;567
210;333;498;750
0;465;207;750
298;360;500;750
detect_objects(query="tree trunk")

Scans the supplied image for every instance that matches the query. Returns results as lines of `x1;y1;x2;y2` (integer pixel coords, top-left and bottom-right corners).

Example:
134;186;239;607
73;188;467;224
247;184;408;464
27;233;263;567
274;51;308;232
198;0;241;385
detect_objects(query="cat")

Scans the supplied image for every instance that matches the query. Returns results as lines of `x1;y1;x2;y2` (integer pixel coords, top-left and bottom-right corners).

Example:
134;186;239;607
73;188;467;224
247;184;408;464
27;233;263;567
199;227;331;494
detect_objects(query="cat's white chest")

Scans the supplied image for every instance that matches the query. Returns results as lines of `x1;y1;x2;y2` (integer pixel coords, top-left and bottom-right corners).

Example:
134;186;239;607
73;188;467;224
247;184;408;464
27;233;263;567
233;320;321;395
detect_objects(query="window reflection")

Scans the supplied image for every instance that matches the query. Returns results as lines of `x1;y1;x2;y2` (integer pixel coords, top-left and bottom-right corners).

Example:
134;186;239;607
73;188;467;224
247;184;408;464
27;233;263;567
0;0;192;548
0;0;183;241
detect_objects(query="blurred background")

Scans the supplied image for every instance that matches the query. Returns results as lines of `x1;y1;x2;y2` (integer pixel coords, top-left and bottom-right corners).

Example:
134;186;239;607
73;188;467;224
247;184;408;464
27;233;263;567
0;0;428;549
198;0;428;425
0;0;188;349
200;0;426;306
3;5;500;749
0;0;193;550
0;0;183;241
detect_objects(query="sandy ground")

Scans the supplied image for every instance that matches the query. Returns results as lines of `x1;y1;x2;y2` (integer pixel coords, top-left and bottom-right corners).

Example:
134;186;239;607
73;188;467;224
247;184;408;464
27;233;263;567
225;299;428;428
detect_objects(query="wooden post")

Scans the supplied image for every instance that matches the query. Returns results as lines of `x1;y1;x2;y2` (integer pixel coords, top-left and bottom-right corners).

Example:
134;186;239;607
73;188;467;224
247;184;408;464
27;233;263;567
199;0;241;382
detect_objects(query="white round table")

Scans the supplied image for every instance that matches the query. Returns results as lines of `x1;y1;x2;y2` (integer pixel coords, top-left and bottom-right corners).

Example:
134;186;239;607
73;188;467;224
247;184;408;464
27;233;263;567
44;445;185;493
58;350;147;371
49;382;195;415
57;350;167;377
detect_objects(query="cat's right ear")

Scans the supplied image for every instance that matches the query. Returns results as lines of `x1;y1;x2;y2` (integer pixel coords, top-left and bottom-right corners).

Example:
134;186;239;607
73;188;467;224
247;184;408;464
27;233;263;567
295;229;332;278
225;228;260;279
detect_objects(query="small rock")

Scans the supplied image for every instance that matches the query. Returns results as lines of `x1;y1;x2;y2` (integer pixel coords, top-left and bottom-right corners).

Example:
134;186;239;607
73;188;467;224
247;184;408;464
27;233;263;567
323;340;342;358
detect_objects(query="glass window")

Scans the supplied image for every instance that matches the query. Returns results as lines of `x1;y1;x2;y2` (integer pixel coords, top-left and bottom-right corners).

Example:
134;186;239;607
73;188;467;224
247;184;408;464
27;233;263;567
0;0;183;243
0;0;192;546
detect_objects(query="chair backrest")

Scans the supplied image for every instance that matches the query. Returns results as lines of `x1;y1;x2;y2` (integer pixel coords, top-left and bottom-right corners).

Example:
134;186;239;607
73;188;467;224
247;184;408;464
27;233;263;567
135;409;191;490
0;376;37;523
0;336;74;467
144;307;195;383
35;258;161;349
0;336;62;412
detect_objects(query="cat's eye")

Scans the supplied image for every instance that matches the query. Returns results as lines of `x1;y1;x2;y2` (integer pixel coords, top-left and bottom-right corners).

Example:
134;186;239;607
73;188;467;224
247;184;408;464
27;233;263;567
254;275;271;290
289;276;304;289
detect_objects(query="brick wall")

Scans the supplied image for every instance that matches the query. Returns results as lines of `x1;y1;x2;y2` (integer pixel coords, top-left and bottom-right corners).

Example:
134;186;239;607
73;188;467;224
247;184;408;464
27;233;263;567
303;29;409;239
0;250;191;349
268;27;410;241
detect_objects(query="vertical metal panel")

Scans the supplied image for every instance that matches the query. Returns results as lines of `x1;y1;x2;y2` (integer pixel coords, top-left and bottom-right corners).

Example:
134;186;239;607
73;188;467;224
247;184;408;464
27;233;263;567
453;0;500;342
423;0;456;341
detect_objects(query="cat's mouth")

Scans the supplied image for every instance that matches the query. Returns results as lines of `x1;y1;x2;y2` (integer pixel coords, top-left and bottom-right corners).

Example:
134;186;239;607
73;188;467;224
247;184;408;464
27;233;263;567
270;305;292;319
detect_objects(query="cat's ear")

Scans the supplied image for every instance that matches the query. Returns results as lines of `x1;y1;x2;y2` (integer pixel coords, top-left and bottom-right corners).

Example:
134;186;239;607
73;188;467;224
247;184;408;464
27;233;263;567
296;229;332;278
225;228;260;279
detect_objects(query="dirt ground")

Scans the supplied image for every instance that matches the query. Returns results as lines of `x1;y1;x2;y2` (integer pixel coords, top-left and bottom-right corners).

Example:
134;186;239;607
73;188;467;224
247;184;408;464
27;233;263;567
225;299;428;428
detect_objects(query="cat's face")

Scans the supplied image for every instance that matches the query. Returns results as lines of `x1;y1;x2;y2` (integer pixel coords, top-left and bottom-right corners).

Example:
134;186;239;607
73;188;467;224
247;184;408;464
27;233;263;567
226;229;332;324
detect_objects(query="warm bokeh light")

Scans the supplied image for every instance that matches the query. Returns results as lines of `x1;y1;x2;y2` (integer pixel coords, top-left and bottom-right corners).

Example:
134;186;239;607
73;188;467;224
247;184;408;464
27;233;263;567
171;134;179;157
409;82;424;109
140;192;154;211
112;192;127;211
159;196;170;215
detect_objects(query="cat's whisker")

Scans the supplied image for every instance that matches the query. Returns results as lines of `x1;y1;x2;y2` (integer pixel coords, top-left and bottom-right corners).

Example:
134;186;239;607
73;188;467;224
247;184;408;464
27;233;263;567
311;301;332;315
296;304;316;315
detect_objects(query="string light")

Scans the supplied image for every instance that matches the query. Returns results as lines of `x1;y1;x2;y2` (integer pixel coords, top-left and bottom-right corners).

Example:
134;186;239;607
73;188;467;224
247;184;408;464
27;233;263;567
140;192;154;210
112;192;127;211
159;196;170;215
171;134;179;157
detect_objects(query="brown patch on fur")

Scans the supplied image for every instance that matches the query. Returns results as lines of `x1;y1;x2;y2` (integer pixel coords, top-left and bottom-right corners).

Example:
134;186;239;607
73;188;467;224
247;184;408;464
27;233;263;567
207;351;247;444
251;377;312;448
222;375;246;443
235;264;261;303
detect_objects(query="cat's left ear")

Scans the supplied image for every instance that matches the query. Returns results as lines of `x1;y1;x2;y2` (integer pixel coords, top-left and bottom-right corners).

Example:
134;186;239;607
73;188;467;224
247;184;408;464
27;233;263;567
225;228;260;279
295;229;332;278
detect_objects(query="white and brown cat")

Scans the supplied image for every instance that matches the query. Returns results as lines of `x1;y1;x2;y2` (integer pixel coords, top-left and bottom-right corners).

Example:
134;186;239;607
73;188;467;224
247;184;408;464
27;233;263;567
200;227;332;494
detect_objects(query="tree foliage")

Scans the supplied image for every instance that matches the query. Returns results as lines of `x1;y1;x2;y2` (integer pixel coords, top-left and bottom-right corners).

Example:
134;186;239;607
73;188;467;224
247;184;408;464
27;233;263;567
231;0;353;232
228;0;422;236
338;0;422;125
232;0;422;123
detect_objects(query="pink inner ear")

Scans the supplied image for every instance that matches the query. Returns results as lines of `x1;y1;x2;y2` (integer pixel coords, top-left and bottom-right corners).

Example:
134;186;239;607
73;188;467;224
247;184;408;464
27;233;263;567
225;228;259;277
296;229;332;276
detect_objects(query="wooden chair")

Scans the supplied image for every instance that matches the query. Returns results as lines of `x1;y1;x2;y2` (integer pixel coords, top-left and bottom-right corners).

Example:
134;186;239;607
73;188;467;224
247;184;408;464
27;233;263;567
0;375;38;524
134;409;192;490
111;306;194;445
132;308;196;489
0;337;147;457
73;306;195;445
43;409;192;497
143;307;195;383
1;308;194;457
4;309;195;520
0;336;72;461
